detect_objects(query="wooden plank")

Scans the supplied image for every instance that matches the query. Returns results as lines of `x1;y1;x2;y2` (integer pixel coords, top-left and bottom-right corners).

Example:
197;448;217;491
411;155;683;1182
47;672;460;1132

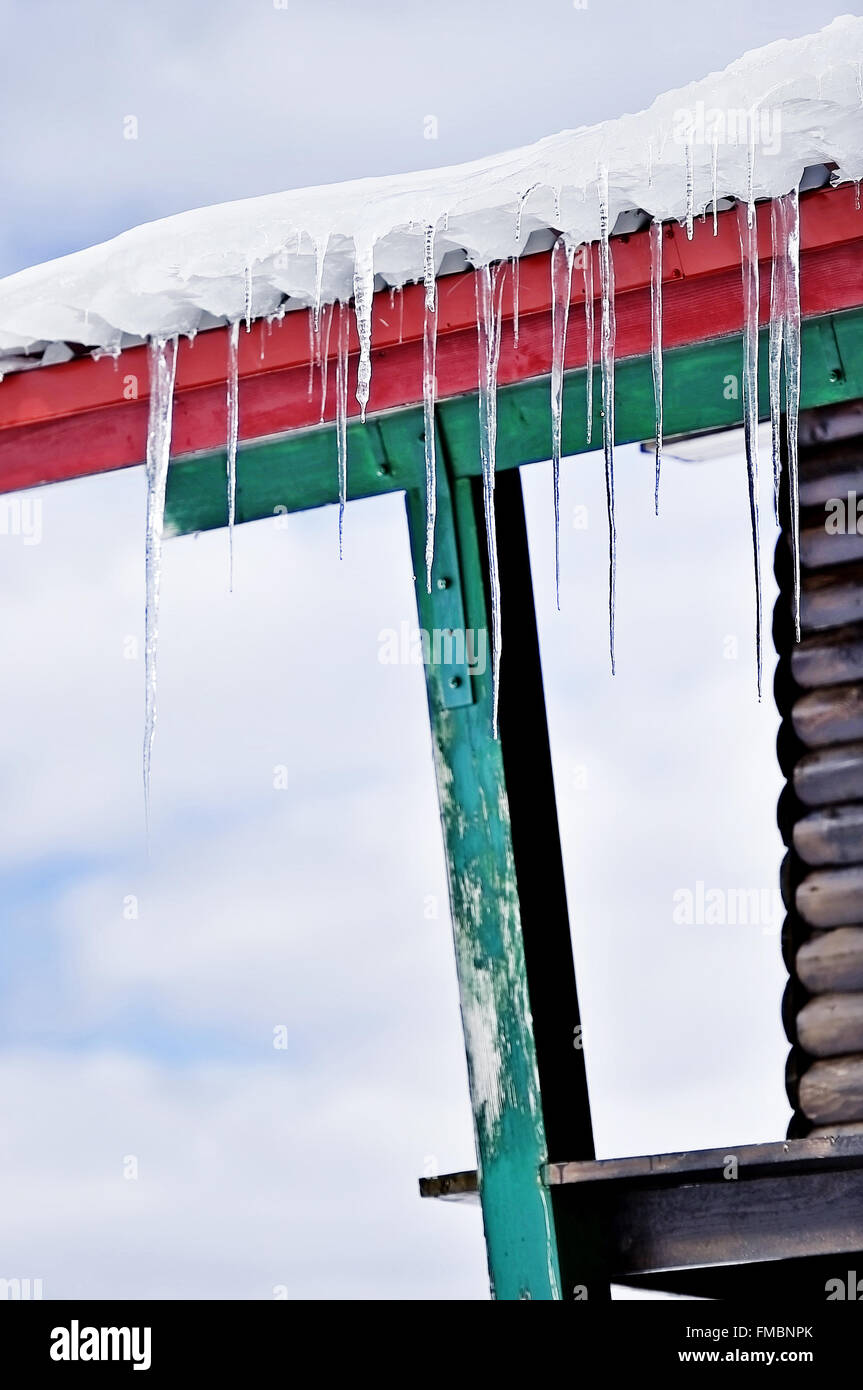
791;624;863;689
422;1139;863;1275
797;927;863;991
574;1169;863;1274
800;566;863;634
394;417;561;1301
800;1055;863;1125
417;1171;478;1202
794;802;863;862
163;418;418;538
617;1249;863;1299
792;687;863;749
549;1142;863;1277
798;992;863;1057
794;744;863;808
797;864;863;927
480;467;605;1302
798;436;863;507
800;520;863;571
545;1135;863;1186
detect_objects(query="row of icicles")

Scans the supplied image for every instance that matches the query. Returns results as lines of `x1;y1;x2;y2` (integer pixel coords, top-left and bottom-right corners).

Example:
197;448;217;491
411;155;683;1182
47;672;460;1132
142;174;804;826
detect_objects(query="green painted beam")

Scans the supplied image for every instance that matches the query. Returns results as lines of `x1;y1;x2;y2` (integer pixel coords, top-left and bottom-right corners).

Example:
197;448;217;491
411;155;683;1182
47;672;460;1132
165;308;863;536
388;408;561;1300
164;415;423;538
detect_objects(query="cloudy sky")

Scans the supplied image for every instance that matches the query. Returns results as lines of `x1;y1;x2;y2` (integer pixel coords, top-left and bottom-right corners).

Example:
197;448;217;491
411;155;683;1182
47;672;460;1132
0;0;846;1300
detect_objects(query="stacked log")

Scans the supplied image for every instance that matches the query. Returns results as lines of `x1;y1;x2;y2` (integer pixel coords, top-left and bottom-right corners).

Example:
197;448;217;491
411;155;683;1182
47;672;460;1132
777;402;863;1136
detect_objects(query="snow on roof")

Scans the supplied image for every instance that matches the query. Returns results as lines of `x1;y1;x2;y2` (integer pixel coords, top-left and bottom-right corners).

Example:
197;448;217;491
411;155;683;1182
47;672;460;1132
0;15;861;376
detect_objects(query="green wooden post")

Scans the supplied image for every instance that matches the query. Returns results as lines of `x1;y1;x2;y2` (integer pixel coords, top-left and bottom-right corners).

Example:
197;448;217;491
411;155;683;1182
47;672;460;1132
378;413;561;1300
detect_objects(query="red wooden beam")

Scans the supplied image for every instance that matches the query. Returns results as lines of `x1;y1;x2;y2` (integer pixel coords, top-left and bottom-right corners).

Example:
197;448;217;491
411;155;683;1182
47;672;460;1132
0;183;861;495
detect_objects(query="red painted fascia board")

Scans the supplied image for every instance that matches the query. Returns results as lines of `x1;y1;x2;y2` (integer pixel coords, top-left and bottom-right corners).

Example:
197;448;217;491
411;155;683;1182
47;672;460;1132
0;183;861;494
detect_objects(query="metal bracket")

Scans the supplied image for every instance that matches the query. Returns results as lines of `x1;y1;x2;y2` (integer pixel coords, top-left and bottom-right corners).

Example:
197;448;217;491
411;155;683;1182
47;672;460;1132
424;452;476;709
378;414;476;709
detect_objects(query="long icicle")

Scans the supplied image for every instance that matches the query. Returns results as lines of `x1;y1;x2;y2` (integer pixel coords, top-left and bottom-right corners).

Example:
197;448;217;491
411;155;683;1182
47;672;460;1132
598;170;617;675
649;220;663;515
736;197;763;701
243;264;253;332
143;335;179;837
684;131;695;240
768;198;787;523
423;223;438;592
353;241;375;422
335;302;350;557
226;319;240;591
583;244;594;446
319;300;334;424
313;235;330;339
550;236;574;609
511;255;521;349
781;186;802;643
476;263;506;736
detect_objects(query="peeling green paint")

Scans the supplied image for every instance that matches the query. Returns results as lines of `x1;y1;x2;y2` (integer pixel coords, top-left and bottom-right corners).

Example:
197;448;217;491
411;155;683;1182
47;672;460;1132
386;411;561;1301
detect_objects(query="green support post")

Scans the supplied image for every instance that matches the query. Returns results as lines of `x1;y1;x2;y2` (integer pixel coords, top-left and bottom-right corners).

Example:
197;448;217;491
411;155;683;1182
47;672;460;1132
379;413;561;1300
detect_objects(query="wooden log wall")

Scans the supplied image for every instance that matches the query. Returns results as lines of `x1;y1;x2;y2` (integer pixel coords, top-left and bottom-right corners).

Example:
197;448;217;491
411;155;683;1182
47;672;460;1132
777;400;863;1136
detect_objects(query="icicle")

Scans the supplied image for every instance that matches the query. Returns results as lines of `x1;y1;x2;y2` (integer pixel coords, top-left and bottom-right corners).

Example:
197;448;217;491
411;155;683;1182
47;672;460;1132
711;134;719;235
423;223;437;306
398;287;405;344
388;286;396;312
475;264;507;736
243;264;253;332
335;302;350;557
307;312;315;400
780;187;802;643
856;179;861;213
319;301;334;424
768;199;787;523
259;319;267;363
515;185;539;245
143;336;179;836
649;221;663;516
226;320;240;592
313;236;329;336
423;224;438;592
550;237;574;609
684;132;695;240
583;244;594;446
736;200;763;701
511;256;521;349
598;170;617;675
353;242;375;422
